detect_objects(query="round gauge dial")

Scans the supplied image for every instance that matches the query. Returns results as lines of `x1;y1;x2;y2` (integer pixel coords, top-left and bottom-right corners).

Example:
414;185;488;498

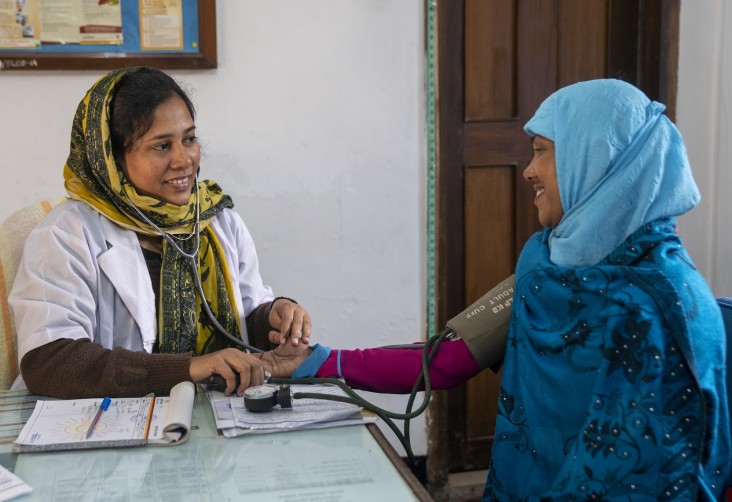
243;384;278;399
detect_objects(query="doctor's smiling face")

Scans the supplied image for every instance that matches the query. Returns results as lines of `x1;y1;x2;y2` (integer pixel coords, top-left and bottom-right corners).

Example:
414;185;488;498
523;135;563;229
121;94;200;207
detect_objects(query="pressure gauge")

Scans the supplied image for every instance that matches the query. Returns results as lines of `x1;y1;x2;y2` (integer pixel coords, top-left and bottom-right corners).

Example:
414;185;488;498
243;384;292;412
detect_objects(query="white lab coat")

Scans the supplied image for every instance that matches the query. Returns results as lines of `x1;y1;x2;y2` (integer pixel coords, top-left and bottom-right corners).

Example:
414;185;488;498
9;200;274;389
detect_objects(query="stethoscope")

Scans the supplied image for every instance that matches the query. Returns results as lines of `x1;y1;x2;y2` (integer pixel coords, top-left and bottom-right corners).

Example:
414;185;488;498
124;178;446;465
124;179;264;354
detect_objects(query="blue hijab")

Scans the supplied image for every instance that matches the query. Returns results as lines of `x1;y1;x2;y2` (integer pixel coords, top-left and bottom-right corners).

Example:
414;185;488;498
523;79;700;267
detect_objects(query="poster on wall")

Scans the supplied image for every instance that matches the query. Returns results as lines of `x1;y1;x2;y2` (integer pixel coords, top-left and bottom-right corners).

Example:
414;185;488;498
0;0;38;48
0;0;215;71
0;0;122;48
140;0;182;50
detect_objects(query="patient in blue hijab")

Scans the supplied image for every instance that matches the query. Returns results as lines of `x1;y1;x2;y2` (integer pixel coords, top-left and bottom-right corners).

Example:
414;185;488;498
484;79;730;500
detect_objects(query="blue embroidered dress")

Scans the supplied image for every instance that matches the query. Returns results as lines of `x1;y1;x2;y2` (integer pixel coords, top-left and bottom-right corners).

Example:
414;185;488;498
484;80;730;500
484;220;730;500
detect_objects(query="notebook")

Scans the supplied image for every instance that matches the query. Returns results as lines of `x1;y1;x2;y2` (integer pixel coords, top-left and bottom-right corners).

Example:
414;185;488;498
13;381;194;452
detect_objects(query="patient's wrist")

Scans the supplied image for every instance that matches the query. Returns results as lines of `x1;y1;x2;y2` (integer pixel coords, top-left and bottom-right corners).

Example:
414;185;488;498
291;343;331;378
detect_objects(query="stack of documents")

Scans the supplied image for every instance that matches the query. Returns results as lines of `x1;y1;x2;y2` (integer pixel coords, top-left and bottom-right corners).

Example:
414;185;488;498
0;465;31;501
204;383;377;438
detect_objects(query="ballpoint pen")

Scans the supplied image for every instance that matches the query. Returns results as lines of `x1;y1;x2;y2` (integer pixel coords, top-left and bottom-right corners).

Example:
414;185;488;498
86;396;111;439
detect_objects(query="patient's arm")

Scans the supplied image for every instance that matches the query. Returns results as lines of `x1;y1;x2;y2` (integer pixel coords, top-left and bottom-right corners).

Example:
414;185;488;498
310;339;481;393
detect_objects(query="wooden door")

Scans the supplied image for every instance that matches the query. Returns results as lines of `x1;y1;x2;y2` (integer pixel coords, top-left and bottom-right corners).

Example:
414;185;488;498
427;0;679;495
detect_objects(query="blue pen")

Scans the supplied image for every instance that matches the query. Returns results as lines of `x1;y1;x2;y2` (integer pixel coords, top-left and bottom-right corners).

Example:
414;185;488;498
86;396;111;439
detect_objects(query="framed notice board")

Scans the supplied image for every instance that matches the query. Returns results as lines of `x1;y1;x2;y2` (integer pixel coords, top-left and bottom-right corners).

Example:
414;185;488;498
0;0;216;71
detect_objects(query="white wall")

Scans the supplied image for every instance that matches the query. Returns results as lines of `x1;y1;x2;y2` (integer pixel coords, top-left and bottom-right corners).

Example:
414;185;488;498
677;0;732;296
0;1;427;455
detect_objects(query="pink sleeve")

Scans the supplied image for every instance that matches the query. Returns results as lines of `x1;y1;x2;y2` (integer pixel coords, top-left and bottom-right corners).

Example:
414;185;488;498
315;339;480;393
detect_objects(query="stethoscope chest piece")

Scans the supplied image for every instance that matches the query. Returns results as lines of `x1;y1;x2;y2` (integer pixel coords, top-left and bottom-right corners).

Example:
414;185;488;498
243;384;293;412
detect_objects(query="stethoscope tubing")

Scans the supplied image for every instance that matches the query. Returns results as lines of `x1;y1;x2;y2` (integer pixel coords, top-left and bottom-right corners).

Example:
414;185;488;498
124;180;264;353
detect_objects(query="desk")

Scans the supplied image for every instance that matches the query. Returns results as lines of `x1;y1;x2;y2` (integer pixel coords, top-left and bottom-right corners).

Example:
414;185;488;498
0;389;433;501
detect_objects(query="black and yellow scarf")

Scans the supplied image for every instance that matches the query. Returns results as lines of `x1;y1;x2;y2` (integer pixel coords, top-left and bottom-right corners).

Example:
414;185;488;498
63;67;242;355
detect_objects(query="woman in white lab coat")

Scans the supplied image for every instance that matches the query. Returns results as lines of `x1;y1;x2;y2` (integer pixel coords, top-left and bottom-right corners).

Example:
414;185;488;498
10;67;310;399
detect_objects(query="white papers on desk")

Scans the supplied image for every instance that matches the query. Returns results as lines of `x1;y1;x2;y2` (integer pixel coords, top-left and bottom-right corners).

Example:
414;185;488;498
204;384;377;437
0;465;31;501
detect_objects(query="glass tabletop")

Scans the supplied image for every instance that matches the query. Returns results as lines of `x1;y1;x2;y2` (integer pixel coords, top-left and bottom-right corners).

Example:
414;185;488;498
0;389;428;501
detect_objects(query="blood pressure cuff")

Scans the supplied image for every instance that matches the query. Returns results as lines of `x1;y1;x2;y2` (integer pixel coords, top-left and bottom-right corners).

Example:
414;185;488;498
445;275;514;371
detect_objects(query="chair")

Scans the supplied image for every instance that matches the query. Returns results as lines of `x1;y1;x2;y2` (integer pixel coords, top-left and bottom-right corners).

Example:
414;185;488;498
716;297;732;501
0;198;67;389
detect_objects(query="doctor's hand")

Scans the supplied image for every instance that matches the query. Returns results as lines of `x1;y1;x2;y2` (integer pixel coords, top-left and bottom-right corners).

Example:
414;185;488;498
190;348;266;396
268;298;312;347
256;342;312;378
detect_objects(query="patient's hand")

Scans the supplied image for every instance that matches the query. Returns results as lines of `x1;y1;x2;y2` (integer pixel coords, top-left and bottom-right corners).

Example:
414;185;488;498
256;342;312;378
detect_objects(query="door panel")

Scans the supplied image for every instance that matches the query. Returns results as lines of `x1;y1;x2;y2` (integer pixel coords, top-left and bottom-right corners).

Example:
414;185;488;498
464;0;517;121
463;166;513;462
558;0;608;86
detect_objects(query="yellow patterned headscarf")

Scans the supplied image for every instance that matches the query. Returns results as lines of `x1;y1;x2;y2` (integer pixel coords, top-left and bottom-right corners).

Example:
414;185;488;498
63;67;242;355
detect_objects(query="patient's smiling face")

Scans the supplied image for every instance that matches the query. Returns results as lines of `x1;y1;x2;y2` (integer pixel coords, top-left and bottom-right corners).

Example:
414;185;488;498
523;135;563;229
